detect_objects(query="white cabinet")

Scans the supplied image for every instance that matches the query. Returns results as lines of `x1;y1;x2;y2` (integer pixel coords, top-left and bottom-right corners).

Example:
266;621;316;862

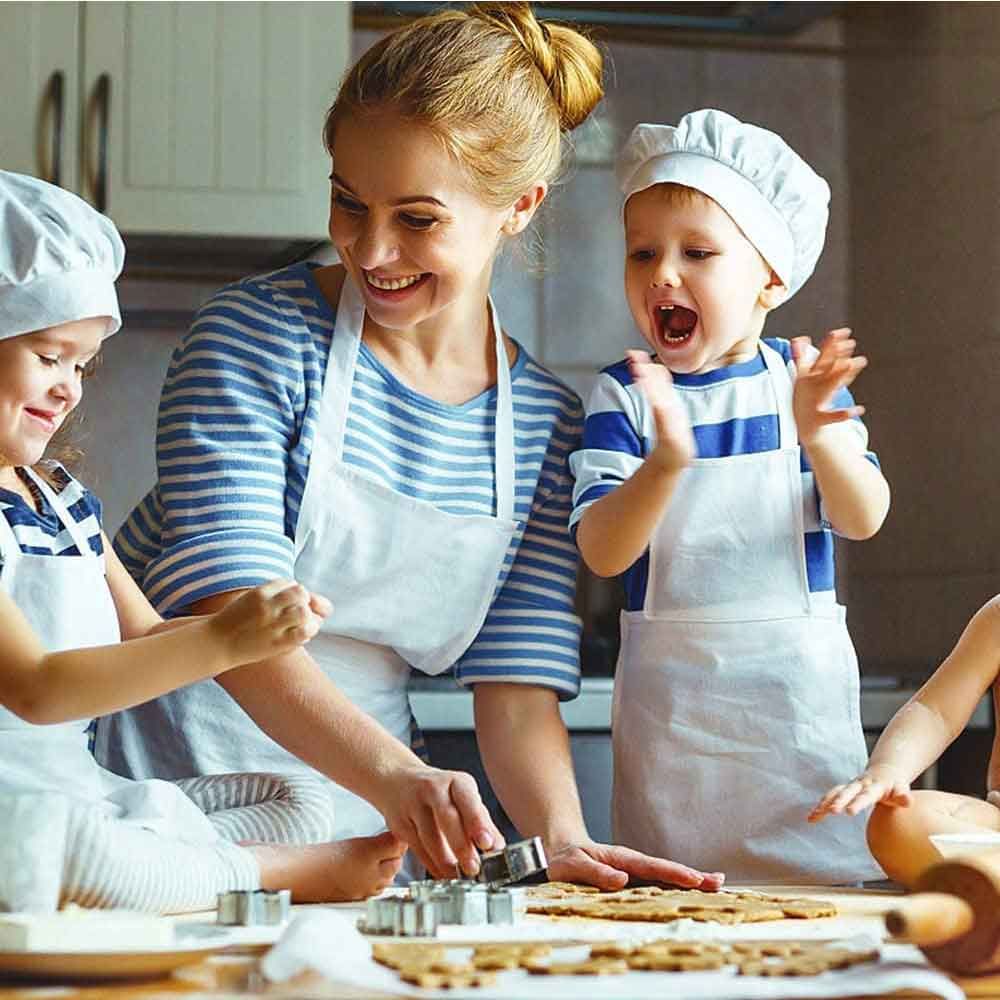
1;1;350;238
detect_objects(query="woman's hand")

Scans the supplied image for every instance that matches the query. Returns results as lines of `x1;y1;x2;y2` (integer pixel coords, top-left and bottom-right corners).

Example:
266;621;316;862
808;765;913;822
545;840;725;892
791;328;867;448
208;580;332;663
625;350;695;472
375;764;505;878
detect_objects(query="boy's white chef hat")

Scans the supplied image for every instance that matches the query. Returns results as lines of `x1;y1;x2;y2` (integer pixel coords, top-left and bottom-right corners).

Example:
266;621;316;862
0;170;124;341
616;109;830;300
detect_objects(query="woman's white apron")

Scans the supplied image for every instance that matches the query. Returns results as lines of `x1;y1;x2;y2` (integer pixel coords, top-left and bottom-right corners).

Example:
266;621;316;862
0;468;220;842
98;275;518;841
612;344;881;883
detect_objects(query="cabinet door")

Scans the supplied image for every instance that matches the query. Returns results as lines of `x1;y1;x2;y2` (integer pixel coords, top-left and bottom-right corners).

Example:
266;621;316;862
82;1;350;237
0;2;80;191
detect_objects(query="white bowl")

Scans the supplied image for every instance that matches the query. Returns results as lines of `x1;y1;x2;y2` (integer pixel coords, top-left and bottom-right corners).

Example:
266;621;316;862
930;832;1000;858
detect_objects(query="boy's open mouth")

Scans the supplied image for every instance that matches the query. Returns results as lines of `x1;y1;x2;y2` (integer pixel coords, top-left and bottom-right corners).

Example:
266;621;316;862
656;304;698;345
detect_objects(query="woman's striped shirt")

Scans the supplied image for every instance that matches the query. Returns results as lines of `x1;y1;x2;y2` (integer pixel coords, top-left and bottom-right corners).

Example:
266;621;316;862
115;263;584;698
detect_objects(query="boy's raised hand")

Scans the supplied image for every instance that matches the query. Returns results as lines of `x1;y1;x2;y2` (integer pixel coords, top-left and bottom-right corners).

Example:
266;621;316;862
208;580;331;664
626;350;695;471
808;765;913;823
791;328;867;447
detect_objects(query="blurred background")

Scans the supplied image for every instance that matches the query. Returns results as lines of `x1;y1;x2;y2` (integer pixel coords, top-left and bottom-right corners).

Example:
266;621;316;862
3;1;997;841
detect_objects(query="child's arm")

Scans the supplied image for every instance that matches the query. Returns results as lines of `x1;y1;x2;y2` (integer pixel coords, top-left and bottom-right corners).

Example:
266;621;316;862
792;329;890;541
810;596;1000;821
576;350;695;578
0;542;329;725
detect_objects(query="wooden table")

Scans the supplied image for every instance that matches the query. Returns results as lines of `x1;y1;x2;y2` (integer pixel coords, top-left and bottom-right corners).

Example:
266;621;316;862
0;887;993;999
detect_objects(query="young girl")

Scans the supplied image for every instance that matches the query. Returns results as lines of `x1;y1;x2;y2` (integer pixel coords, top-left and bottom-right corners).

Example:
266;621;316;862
0;169;404;912
810;595;1000;887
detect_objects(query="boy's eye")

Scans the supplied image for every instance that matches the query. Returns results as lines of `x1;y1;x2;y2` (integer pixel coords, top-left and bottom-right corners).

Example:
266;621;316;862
333;191;366;214
400;212;436;231
629;249;655;262
685;249;714;260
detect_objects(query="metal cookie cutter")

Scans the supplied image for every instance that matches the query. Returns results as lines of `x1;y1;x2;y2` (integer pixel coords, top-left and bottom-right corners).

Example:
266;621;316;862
217;888;291;926
477;835;547;888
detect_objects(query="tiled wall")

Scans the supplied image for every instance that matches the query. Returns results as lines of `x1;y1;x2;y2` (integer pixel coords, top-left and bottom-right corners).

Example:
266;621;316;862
843;5;1000;679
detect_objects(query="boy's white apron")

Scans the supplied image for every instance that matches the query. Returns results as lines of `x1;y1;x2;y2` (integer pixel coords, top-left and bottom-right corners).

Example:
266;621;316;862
612;344;881;883
0;468;220;842
98;276;518;841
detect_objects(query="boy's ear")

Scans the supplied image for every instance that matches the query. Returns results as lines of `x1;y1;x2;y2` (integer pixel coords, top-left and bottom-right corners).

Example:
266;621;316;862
503;182;548;236
759;271;788;310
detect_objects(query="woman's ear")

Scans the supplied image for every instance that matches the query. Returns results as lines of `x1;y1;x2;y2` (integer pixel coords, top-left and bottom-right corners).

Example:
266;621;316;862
503;182;548;236
759;271;788;310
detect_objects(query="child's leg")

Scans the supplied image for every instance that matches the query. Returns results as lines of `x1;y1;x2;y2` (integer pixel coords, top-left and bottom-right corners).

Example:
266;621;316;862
174;772;335;844
61;803;259;913
867;790;1000;887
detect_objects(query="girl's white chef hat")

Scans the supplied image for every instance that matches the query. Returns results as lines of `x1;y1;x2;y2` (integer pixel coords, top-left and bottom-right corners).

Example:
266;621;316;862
0;170;125;340
616;109;830;301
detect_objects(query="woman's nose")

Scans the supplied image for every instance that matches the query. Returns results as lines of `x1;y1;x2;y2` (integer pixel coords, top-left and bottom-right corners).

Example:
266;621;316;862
352;219;400;269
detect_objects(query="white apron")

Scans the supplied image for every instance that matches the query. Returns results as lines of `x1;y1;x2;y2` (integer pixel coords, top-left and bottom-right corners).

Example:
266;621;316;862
0;467;220;842
98;275;518;840
611;344;881;884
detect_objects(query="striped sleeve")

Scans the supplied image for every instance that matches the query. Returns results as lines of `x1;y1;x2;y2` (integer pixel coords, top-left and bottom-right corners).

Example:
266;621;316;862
568;366;646;533
121;282;310;615
454;373;584;700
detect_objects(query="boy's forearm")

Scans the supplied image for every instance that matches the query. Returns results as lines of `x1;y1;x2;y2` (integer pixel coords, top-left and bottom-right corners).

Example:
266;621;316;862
577;459;685;577
804;431;890;540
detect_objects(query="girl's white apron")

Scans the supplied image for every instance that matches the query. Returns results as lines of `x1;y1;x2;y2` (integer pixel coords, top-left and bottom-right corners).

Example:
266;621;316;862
0;467;220;842
612;344;881;883
98;276;518;841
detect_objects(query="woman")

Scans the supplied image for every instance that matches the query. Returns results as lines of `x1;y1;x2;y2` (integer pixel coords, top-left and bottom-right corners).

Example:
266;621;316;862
101;2;723;890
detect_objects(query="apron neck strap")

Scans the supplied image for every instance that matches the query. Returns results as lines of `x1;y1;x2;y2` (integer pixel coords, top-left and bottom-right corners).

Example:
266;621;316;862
326;277;516;523
760;342;797;449
21;467;94;554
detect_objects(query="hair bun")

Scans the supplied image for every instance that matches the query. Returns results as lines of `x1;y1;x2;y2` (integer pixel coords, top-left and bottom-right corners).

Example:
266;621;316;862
471;2;603;131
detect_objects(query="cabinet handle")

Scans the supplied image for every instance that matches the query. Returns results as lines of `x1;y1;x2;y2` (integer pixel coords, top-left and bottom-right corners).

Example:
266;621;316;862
44;71;65;186
88;73;111;212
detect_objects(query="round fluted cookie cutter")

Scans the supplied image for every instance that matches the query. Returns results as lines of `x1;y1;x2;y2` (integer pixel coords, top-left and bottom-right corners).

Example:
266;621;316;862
217;888;291;926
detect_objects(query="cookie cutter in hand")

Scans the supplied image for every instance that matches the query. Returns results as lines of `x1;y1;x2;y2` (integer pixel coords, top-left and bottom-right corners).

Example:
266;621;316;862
217;888;291;926
476;835;547;888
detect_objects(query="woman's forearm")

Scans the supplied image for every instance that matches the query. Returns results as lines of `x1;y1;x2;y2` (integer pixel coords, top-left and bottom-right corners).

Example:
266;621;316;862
474;683;589;850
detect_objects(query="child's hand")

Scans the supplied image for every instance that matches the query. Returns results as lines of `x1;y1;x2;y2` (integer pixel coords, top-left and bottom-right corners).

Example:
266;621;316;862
625;350;695;472
791;328;867;448
208;580;331;664
808;765;913;823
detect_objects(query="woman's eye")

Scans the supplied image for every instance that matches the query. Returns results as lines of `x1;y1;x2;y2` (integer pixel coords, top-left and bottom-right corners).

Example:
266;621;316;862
685;249;713;260
333;192;365;214
400;213;436;230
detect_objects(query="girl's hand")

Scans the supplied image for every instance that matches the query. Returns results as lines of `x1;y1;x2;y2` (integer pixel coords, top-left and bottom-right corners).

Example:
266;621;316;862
791;328;867;448
625;350;695;473
209;580;331;663
546;839;725;892
808;765;913;822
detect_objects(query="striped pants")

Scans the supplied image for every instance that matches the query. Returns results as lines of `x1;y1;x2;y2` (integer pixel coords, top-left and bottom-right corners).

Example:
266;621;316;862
5;773;335;914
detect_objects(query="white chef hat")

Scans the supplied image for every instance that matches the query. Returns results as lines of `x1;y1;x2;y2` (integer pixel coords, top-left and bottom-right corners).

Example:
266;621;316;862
0;170;124;341
616;109;830;300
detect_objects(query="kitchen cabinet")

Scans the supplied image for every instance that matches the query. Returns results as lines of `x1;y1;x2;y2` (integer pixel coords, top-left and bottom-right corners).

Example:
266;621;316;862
1;1;350;238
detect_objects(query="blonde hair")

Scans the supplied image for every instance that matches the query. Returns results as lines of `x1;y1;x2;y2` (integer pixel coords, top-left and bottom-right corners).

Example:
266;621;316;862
324;2;603;209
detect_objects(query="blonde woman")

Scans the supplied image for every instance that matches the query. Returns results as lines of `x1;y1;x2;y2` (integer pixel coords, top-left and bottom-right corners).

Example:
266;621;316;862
104;3;722;889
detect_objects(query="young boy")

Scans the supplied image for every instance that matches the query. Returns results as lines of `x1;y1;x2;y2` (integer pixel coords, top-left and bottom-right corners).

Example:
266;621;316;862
571;110;891;883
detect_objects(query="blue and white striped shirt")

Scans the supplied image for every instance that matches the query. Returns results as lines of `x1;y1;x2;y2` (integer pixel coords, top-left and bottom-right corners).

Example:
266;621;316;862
115;263;584;698
0;464;103;565
569;339;879;612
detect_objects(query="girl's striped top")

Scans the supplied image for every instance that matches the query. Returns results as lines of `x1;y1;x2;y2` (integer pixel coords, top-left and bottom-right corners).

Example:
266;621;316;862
115;263;584;698
569;338;879;612
0;464;104;565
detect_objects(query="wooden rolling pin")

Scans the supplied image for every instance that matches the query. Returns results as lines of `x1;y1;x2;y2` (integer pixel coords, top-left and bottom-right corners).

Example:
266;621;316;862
886;847;1000;975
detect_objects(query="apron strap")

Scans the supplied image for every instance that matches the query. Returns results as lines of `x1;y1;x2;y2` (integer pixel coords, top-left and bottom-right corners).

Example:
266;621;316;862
0;492;21;566
21;467;96;557
760;342;797;450
487;296;515;524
